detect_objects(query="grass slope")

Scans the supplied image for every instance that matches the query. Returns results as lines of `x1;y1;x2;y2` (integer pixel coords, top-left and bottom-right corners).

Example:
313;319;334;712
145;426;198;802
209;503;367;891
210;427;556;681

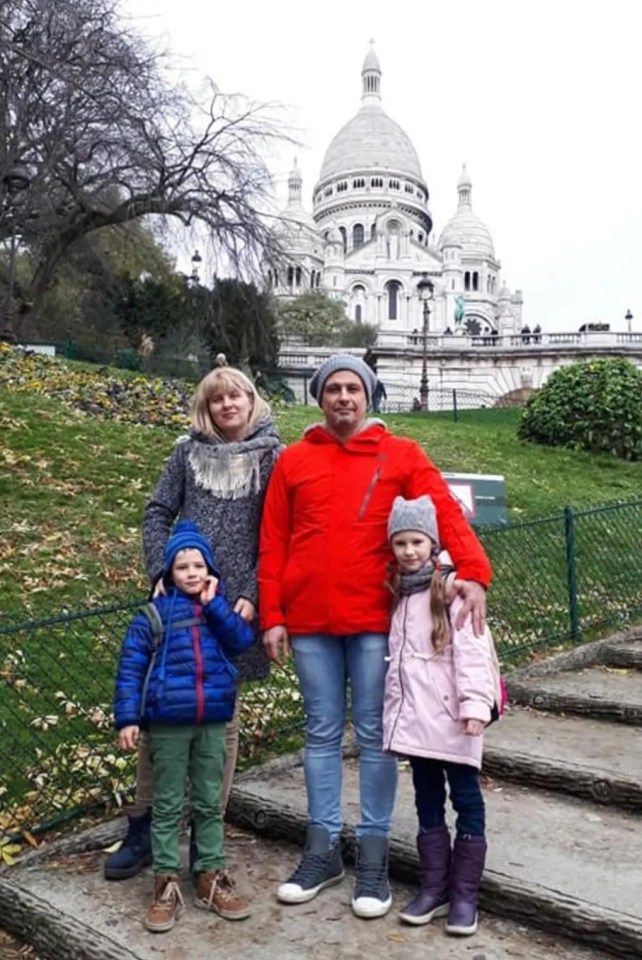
2;359;642;833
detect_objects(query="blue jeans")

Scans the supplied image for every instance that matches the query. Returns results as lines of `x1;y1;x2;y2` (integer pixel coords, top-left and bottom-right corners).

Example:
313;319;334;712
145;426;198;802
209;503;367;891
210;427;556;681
409;757;485;838
291;632;398;842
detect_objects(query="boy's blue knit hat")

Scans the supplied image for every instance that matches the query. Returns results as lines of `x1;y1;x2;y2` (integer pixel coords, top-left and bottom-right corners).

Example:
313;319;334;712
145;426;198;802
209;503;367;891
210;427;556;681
163;520;218;580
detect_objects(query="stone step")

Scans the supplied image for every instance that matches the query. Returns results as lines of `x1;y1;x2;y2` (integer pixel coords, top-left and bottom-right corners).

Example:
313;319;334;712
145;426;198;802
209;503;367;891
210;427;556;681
600;641;642;670
507;666;642;724
484;706;642;810
0;822;615;960
230;754;642;959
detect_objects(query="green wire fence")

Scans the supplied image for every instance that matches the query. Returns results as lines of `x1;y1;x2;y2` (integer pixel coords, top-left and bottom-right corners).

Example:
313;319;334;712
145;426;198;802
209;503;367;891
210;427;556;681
2;498;642;837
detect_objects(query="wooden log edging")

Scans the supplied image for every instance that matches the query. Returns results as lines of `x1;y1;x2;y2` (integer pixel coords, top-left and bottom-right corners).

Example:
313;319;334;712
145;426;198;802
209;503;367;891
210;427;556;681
0;877;143;960
482;747;642;811
227;787;642;960
601;644;642;670
506;627;642;680
507;680;642;725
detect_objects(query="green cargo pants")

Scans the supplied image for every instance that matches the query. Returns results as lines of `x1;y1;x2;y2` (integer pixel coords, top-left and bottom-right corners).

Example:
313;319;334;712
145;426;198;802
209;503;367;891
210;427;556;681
149;723;226;874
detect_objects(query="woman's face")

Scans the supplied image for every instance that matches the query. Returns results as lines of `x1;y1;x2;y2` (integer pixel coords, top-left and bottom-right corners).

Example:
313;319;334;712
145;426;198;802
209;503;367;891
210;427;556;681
208;384;253;440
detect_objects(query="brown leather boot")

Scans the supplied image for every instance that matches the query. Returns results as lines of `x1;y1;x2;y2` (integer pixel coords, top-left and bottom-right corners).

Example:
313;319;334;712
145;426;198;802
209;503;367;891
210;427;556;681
144;873;184;932
194;869;251;920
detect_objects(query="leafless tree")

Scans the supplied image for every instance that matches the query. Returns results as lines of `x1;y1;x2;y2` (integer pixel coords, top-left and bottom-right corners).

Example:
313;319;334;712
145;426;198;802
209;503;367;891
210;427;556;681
0;0;285;330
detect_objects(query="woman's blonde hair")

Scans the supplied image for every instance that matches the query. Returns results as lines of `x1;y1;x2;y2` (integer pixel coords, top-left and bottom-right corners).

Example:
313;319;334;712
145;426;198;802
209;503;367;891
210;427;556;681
386;559;451;654
190;366;272;441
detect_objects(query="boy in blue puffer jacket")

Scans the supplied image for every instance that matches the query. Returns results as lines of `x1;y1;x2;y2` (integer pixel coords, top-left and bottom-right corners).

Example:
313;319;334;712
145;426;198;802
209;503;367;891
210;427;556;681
114;520;254;933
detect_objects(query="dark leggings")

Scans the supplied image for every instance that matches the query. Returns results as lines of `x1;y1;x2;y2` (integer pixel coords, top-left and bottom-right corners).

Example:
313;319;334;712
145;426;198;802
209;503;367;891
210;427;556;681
409;757;485;837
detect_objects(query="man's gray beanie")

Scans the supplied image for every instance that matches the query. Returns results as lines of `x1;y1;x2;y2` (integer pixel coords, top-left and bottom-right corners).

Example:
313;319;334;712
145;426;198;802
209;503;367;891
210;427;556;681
308;354;378;406
388;495;440;546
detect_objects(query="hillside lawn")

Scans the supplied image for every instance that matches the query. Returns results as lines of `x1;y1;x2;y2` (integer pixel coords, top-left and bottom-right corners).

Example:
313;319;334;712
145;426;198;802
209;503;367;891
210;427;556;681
2;388;641;618
2;376;642;831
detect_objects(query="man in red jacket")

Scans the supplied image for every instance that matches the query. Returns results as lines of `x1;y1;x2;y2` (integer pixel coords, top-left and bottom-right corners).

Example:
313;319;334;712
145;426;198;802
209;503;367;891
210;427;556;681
259;354;491;920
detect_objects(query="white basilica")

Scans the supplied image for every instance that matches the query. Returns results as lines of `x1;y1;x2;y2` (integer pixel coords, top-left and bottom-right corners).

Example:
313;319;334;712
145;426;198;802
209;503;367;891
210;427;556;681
268;45;524;343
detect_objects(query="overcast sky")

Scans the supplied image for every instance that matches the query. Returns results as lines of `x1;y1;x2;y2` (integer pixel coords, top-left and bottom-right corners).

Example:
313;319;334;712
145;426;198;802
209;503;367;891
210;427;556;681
123;0;641;332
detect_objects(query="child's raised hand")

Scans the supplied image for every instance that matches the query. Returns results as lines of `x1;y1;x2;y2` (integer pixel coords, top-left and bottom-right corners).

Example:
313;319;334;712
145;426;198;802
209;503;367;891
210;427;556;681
464;719;486;737
119;725;140;750
200;575;219;604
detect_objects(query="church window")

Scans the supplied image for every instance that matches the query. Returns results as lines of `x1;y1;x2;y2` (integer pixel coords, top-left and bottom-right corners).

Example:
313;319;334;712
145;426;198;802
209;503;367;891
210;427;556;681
386;280;401;320
371;177;383;188
295;266;302;287
274;270;279;286
355;305;362;323
418;232;423;244
337;181;348;193
353;223;365;248
386;219;401;260
472;272;479;292
370;222;376;239
389;179;400;190
464;272;470;291
324;186;333;197
316;273;321;288
353;178;365;189
405;183;414;194
287;266;294;286
339;226;347;252
267;270;272;287
451;279;455;290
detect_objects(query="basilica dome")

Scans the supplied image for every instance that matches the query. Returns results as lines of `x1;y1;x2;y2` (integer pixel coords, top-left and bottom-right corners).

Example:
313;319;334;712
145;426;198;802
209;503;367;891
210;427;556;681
317;46;424;184
439;165;495;260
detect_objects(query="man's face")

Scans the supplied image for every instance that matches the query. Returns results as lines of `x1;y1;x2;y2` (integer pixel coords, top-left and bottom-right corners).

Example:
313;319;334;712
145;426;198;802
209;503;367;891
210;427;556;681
321;370;367;438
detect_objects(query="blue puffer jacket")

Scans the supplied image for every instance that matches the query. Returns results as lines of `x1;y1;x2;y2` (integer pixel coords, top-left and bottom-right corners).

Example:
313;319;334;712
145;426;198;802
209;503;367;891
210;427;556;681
113;587;254;730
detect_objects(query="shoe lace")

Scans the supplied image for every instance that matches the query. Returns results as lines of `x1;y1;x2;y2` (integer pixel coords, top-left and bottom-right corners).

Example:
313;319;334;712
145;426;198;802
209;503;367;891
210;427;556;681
355;860;387;898
290;850;333;885
156;880;184;908
208;870;237;908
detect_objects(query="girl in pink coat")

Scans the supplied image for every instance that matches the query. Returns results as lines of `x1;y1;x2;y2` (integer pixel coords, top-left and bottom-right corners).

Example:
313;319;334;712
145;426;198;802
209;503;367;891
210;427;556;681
382;495;497;937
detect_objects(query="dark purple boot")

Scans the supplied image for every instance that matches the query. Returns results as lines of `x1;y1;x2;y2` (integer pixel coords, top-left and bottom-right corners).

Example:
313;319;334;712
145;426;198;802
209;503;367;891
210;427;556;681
445;835;487;936
399;826;451;925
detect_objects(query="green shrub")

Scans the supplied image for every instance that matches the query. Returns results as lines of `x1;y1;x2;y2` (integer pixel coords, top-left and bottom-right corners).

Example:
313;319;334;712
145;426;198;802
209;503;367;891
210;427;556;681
518;357;642;460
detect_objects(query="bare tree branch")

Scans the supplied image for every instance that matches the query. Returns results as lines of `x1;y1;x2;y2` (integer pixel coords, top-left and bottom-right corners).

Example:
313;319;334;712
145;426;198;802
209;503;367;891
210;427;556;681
0;0;289;328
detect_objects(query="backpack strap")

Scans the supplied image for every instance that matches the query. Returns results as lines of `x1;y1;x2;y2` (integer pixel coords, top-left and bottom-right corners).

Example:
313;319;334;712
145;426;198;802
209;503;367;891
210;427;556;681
139;603;165;650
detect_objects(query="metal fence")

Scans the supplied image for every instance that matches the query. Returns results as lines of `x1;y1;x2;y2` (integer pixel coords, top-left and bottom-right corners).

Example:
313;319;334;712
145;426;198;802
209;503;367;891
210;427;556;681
2;498;642;837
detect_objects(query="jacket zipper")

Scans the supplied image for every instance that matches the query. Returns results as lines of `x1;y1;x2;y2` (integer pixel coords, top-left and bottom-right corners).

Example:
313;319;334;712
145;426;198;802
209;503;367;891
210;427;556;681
386;597;408;749
358;467;381;519
193;602;205;723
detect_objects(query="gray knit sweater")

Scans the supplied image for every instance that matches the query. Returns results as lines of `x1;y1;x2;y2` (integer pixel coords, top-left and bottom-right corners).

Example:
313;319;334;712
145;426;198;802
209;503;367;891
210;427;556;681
142;418;283;682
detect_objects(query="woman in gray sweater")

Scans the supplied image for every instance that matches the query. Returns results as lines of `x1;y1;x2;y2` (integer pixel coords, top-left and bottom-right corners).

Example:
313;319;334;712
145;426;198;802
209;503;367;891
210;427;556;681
105;366;282;882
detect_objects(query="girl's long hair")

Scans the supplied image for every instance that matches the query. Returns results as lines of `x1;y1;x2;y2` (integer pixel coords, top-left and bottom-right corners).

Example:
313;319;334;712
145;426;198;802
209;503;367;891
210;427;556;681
386;559;451;653
190;367;271;441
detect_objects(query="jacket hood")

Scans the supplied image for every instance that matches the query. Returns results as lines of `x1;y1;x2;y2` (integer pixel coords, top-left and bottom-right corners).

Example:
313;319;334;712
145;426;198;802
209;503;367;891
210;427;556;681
303;419;387;449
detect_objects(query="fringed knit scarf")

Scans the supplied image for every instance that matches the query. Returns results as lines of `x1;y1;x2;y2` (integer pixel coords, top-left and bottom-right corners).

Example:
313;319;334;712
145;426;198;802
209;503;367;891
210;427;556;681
187;423;281;501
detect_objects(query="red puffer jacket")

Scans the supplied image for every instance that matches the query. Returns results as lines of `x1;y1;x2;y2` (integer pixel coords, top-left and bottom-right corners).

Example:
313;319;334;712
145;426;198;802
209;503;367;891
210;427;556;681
259;422;492;636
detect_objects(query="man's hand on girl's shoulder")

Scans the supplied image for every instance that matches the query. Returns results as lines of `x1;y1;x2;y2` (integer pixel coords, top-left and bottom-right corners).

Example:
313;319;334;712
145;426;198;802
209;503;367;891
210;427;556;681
449;579;486;636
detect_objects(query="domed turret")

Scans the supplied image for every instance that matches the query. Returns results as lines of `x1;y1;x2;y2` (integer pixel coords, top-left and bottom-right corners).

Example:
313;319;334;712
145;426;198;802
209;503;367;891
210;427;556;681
439;165;495;260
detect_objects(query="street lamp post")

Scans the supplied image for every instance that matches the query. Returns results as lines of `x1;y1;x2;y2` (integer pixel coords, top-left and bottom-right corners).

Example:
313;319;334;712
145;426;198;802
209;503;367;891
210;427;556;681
625;309;633;336
1;166;30;343
190;249;202;285
417;272;434;411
